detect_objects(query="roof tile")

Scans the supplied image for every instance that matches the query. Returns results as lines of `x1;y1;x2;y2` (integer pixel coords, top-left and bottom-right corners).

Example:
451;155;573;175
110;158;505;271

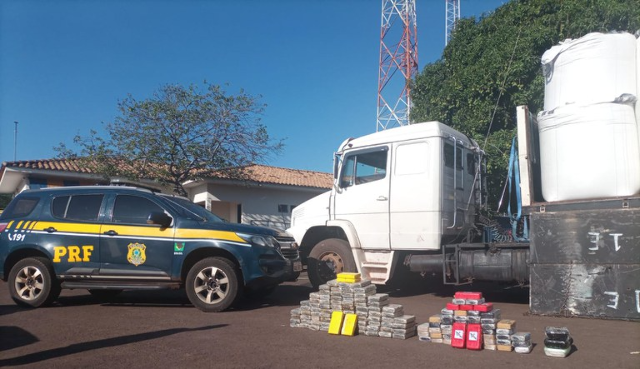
1;159;333;189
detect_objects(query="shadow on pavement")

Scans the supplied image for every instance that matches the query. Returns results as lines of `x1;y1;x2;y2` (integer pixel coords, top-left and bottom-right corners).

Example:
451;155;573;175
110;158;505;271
0;326;39;351
47;284;312;311
382;274;529;304
0;324;227;367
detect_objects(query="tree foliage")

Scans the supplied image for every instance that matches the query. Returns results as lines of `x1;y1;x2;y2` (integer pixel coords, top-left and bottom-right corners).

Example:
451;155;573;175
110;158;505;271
0;194;11;210
57;82;283;195
411;0;640;208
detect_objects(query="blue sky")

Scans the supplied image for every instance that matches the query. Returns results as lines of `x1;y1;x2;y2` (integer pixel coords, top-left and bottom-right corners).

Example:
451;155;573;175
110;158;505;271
0;0;507;173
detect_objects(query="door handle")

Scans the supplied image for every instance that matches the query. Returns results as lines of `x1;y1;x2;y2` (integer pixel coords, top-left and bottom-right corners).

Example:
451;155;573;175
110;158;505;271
377;196;388;201
103;230;118;236
44;227;57;233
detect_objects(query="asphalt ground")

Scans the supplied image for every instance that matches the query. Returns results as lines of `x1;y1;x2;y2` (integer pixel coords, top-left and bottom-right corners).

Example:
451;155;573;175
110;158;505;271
0;273;638;369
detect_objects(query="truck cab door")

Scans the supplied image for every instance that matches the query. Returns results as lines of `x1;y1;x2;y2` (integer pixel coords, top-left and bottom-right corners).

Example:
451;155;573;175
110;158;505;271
333;146;390;250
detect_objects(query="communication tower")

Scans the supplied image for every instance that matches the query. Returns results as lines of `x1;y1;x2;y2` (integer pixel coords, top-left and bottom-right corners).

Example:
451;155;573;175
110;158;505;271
377;0;419;131
445;0;460;45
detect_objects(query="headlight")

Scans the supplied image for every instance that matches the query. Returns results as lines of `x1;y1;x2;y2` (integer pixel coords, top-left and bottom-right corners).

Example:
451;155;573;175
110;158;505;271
237;233;279;248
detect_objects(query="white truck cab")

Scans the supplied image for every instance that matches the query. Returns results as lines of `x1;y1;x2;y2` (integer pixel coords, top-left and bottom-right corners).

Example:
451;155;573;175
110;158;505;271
288;122;484;287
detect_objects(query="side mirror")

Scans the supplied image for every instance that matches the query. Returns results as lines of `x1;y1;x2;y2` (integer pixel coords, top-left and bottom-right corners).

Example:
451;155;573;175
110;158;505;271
147;211;172;228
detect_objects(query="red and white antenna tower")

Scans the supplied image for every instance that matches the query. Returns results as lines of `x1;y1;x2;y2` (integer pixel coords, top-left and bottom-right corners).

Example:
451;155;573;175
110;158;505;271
377;0;419;131
445;0;460;46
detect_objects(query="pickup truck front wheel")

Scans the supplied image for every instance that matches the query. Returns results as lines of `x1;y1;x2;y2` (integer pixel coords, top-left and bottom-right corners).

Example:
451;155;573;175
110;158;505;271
8;257;61;308
186;257;239;312
308;238;356;289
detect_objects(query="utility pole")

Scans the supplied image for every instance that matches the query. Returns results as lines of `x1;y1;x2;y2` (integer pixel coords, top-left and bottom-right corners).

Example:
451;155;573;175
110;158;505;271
14;121;18;161
377;0;419;131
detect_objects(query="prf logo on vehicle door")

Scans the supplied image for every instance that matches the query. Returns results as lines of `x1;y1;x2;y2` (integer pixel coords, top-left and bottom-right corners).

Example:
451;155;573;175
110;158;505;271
127;243;147;266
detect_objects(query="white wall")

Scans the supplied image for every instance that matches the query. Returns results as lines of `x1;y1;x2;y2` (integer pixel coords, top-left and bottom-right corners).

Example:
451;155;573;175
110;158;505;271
188;182;326;230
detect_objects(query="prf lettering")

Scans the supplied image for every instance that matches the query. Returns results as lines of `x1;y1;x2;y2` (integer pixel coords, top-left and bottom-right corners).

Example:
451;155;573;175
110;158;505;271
53;245;94;262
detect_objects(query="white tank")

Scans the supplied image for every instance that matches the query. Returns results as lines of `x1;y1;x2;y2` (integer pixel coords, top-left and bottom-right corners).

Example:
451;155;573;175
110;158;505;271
538;102;640;202
542;32;637;111
637;35;640;148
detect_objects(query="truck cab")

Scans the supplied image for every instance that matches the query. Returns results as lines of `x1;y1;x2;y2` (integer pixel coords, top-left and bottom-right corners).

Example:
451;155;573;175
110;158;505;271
288;122;484;287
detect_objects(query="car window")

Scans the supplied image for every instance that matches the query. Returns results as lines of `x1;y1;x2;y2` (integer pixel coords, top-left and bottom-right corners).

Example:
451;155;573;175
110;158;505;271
160;195;223;223
0;197;39;219
52;196;70;218
112;195;164;224
64;195;104;221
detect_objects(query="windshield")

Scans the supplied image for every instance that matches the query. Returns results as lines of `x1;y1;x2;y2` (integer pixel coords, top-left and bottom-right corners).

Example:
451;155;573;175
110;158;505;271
159;195;224;223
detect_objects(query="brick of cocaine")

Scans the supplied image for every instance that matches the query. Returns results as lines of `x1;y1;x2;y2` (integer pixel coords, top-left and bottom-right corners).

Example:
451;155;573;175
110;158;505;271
496;328;514;335
382;304;404;317
484;334;496;345
368;293;389;302
393;327;417;339
497;319;516;330
511;332;531;344
481;309;501;319
468;316;481;324
394;315;416;324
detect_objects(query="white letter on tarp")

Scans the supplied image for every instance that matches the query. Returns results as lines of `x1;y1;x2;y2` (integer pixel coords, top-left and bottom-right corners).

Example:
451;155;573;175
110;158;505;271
604;291;619;309
610;233;622;252
636;290;640;313
588;232;600;251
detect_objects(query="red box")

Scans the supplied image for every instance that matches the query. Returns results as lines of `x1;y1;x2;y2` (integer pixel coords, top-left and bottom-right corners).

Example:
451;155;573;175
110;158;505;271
446;302;460;310
466;323;483;350
460;304;474;311
451;322;467;348
454;291;483;300
474;302;494;312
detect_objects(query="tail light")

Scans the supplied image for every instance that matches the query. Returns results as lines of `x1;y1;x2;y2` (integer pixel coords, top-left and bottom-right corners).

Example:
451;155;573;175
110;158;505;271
0;223;8;233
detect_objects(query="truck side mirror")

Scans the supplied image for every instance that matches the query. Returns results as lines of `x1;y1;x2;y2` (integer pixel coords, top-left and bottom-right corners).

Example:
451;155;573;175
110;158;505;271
147;211;172;228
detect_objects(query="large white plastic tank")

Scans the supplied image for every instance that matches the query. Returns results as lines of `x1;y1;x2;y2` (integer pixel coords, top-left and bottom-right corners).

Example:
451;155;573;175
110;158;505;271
542;32;637;111
538;102;640;202
637;35;640;147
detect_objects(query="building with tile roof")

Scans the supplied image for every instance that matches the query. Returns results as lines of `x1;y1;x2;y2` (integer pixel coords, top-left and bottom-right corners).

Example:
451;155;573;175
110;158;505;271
0;159;332;229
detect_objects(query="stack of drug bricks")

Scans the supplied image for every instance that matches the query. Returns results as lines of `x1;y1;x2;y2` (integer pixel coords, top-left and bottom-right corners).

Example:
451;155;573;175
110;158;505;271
544;327;572;358
290;273;416;339
417;291;532;353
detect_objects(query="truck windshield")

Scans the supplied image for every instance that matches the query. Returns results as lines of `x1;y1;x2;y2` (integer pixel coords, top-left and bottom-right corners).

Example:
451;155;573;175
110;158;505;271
159;195;224;223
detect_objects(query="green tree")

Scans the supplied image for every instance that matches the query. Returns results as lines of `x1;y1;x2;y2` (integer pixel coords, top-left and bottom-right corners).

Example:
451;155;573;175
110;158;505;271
57;82;283;195
0;194;12;210
412;0;640;208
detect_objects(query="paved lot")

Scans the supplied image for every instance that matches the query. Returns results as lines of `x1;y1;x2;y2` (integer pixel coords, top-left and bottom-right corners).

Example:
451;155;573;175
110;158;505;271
0;274;638;369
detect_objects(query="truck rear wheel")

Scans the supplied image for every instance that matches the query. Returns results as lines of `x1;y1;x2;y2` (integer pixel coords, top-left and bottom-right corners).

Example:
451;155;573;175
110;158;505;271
307;238;356;289
186;257;239;312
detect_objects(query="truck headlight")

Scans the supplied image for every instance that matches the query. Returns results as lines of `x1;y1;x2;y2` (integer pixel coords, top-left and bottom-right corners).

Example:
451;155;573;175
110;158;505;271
237;233;279;248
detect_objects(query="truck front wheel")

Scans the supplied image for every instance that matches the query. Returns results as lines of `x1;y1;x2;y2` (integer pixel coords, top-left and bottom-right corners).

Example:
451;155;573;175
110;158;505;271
307;238;356;289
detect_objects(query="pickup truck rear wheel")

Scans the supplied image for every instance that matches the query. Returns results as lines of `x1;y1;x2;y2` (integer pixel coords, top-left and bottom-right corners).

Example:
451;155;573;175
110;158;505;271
8;257;61;308
186;257;239;312
308;238;356;289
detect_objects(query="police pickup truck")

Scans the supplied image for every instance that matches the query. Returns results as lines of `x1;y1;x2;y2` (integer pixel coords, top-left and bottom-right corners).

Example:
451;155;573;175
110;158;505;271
0;186;301;312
